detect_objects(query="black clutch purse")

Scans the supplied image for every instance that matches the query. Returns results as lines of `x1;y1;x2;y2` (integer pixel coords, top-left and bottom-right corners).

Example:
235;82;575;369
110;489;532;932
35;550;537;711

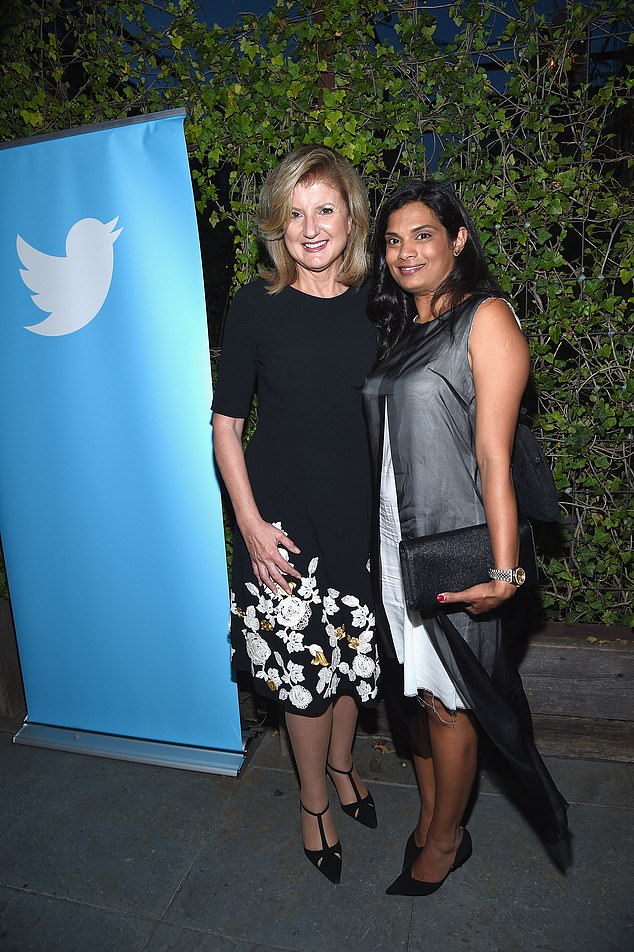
398;517;538;614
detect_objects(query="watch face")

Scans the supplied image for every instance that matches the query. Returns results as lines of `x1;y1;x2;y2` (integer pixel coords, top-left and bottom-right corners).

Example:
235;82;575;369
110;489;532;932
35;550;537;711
515;567;526;586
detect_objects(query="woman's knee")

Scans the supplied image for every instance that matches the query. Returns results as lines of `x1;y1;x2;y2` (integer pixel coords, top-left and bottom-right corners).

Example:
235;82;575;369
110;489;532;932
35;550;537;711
419;690;458;727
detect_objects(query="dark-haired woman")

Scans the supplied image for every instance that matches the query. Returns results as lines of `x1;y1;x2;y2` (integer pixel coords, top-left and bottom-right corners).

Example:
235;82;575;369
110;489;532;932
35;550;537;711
363;182;569;896
212;147;379;885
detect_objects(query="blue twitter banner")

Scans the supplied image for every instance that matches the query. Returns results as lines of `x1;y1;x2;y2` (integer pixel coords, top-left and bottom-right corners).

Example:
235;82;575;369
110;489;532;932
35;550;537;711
0;111;244;773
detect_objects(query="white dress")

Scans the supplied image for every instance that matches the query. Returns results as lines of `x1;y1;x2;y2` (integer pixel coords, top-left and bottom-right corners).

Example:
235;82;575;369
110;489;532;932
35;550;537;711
379;412;467;711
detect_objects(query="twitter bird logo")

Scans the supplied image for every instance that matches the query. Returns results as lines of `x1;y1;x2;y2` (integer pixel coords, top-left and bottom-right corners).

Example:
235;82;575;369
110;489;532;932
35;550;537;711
17;217;123;336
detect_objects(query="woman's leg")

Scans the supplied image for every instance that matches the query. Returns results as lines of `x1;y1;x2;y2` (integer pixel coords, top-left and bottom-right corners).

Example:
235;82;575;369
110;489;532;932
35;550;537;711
410;698;478;882
404;698;434;847
326;693;368;805
285;706;339;850
411;748;436;848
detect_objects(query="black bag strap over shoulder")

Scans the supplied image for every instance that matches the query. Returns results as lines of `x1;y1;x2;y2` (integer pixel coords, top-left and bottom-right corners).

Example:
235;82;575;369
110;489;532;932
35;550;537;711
512;416;560;523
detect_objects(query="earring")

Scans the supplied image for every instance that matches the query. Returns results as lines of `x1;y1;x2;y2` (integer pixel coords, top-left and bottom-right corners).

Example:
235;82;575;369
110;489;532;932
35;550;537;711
453;249;461;257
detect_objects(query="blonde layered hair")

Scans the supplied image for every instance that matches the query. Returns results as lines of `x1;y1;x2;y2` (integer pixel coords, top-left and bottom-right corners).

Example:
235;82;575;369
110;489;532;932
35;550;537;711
258;146;369;294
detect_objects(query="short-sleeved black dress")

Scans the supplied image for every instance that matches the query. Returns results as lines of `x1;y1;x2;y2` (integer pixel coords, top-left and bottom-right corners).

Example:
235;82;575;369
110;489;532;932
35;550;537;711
212;279;380;715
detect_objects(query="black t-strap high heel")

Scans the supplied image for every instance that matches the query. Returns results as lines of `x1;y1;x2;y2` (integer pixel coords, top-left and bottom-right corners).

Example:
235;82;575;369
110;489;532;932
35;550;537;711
326;763;378;829
300;801;342;884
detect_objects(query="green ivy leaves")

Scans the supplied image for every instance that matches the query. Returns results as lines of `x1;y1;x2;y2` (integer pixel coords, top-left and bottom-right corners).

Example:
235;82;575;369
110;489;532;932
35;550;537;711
1;0;631;624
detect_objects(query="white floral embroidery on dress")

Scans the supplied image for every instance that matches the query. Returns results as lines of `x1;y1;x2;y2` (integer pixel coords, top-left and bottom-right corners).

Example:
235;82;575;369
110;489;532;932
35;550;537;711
245;631;271;667
231;531;380;711
287;685;312;709
357;681;372;702
280;630;305;653
276;595;311;630
353;654;376;678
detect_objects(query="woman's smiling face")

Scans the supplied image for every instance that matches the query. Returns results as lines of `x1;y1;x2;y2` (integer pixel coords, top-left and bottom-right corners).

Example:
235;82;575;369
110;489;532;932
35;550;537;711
385;201;467;301
284;179;352;278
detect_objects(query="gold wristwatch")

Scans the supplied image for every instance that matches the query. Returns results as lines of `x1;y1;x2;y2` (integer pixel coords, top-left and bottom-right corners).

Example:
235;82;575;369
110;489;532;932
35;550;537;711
488;567;526;586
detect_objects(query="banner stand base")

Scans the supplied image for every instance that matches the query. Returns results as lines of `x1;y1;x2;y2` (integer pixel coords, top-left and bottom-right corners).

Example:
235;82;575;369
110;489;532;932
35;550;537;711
13;721;245;777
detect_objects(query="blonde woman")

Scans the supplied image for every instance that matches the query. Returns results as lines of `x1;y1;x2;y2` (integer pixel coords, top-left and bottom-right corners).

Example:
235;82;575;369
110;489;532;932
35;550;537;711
212;147;379;883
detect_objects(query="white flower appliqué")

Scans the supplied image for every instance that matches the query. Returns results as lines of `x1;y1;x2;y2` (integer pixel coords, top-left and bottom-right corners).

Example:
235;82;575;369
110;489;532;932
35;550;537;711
231;531;379;711
276;595;311;631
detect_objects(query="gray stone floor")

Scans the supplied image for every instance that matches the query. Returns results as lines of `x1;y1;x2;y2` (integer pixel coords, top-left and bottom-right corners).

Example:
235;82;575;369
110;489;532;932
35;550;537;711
0;718;632;952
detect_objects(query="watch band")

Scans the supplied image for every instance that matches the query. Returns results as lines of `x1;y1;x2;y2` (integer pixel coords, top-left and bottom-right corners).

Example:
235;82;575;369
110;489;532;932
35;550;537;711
488;567;526;586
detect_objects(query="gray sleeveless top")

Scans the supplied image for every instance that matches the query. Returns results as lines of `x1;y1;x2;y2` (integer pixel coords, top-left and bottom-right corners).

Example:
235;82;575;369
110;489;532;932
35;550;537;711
364;293;487;540
363;293;498;672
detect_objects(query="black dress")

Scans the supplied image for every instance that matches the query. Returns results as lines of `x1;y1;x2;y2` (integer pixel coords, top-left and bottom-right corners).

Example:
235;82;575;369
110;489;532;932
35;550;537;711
212;280;380;715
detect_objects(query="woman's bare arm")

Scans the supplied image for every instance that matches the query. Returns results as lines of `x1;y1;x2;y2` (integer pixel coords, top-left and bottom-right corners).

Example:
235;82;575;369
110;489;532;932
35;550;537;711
439;298;530;614
212;413;301;594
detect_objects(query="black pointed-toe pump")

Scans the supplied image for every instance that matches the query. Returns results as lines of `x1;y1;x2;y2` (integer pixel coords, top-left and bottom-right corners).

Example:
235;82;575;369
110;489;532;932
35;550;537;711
386;828;472;896
402;829;424;870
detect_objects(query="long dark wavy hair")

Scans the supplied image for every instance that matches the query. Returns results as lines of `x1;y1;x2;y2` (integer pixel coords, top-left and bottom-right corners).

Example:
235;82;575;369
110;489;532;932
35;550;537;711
368;181;504;361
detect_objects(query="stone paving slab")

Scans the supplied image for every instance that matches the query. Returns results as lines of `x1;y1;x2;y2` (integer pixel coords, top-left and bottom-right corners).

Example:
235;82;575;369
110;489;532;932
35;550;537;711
477;753;634;809
502;801;634;952
0;733;85;836
406;795;633;952
0;747;234;919
145;922;300;952
0;885;153;952
0;724;632;952
163;763;412;952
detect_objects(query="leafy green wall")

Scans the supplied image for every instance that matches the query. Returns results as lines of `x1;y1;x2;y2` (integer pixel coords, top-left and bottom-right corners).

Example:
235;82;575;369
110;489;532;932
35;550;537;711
1;0;632;624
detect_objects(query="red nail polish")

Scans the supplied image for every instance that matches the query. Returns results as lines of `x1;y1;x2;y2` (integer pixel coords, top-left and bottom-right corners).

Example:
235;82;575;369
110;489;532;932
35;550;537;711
437;594;445;602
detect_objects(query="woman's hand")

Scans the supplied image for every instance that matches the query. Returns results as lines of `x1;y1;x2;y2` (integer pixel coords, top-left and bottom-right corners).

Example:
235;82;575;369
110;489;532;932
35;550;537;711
240;517;302;595
437;579;517;616
212;414;302;596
